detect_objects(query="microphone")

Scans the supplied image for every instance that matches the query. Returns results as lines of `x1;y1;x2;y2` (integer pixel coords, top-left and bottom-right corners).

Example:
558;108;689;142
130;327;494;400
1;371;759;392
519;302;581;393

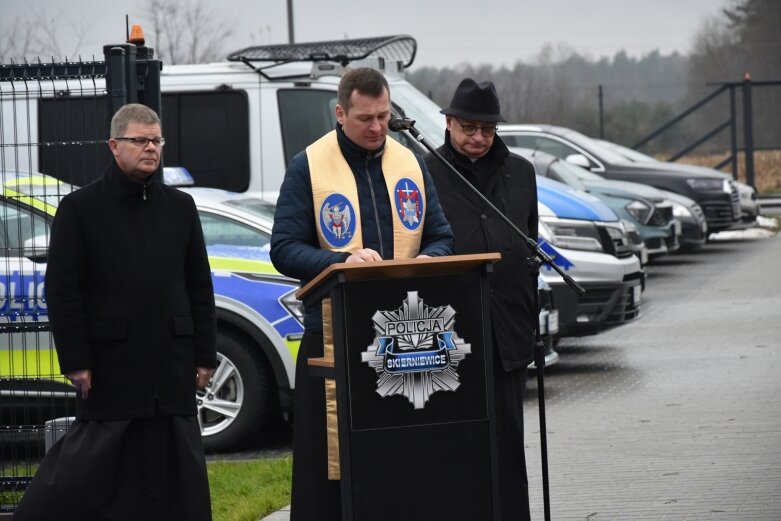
388;117;415;132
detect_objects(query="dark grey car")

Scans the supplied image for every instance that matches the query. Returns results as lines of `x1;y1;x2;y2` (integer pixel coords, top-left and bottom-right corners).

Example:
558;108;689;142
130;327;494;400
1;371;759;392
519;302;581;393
498;124;741;233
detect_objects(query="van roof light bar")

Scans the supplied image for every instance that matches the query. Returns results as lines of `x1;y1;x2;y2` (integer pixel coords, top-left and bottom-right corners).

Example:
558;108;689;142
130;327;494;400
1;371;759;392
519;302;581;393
227;35;417;69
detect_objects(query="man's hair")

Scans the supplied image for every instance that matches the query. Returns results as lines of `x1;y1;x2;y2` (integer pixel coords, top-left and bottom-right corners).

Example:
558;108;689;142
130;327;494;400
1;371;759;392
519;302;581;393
110;103;161;137
337;68;390;113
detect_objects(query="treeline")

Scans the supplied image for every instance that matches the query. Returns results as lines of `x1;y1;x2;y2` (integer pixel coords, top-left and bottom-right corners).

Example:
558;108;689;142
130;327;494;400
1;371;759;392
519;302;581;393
407;49;689;153
407;0;781;156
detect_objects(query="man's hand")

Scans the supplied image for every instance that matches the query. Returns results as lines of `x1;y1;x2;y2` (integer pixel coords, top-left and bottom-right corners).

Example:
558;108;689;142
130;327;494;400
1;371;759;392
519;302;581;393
66;369;92;399
345;248;382;263
196;367;214;390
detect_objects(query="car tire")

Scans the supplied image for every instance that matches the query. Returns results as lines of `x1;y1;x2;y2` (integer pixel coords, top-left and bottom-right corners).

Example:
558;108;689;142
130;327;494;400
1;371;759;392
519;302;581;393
197;329;273;453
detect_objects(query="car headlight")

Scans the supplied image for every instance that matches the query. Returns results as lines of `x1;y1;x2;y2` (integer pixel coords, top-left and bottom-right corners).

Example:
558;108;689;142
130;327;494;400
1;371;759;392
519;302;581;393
624;200;652;224
540;217;603;252
620;219;642;245
603;221;632;255
280;288;305;326
671;201;693;218
686;178;728;192
736;182;756;201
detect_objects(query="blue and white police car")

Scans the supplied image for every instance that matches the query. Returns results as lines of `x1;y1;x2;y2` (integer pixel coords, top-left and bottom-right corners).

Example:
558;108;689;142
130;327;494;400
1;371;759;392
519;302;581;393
0;171;304;452
535;176;644;337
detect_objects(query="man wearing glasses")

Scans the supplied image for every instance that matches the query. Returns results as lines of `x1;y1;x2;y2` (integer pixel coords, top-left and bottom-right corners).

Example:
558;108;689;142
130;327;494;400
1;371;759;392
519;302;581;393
425;78;538;521
15;104;216;520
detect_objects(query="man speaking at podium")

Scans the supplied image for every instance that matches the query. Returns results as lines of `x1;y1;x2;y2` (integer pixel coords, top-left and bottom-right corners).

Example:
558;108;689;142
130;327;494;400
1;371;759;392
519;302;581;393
271;67;453;521
425;78;539;521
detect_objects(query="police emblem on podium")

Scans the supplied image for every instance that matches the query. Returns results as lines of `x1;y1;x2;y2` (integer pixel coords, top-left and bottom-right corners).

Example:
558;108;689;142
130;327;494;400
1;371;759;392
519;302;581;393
361;290;471;409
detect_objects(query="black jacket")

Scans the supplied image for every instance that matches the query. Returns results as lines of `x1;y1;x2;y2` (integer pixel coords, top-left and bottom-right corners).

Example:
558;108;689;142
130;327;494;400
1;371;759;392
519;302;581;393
425;133;538;370
271;125;454;331
45;161;217;420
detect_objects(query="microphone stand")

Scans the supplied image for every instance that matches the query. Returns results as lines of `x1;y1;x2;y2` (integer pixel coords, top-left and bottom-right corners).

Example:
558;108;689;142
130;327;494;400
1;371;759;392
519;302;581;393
394;118;585;295
393;117;585;521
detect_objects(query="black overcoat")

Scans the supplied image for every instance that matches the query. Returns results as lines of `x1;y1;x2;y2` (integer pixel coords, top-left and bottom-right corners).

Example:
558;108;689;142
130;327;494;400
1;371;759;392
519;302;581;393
425;134;539;370
45;161;217;420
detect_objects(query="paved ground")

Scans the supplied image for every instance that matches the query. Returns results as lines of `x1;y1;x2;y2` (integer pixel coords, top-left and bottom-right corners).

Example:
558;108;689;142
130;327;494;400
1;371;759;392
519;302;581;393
263;216;781;521
524;220;781;520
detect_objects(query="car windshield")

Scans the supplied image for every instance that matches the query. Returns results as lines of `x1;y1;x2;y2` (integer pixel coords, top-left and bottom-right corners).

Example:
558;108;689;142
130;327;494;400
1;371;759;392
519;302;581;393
547;160;588;191
391;83;447;147
600;140;659;163
560;129;632;164
223;198;276;222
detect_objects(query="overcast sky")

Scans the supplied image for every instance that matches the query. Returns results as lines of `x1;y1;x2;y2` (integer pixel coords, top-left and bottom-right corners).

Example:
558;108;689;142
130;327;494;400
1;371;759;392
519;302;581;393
3;0;730;67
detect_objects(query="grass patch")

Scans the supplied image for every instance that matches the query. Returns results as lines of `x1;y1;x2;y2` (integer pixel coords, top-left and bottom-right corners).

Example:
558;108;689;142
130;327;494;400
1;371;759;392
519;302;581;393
0;464;36;511
0;491;24;511
209;457;292;521
3;457;292;519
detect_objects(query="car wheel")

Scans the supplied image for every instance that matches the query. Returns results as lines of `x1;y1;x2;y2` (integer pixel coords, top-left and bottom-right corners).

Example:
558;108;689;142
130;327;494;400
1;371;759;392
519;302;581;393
197;330;273;452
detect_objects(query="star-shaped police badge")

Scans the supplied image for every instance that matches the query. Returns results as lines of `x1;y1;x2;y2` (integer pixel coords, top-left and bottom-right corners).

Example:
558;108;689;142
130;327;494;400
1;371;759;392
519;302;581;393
361;291;471;409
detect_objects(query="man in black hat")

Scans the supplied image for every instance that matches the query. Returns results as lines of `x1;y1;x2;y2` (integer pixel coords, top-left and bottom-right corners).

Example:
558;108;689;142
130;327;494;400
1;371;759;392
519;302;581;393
424;78;538;521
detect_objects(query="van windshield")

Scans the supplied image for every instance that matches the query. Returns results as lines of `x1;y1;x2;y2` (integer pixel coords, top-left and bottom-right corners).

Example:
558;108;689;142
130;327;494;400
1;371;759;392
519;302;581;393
391;83;447;147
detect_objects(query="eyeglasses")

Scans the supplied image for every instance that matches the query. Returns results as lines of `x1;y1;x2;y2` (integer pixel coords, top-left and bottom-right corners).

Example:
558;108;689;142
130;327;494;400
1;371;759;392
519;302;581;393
114;136;166;148
455;119;497;138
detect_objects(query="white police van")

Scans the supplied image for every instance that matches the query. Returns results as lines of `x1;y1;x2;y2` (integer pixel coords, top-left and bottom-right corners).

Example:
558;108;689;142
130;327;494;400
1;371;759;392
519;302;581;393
1;35;434;200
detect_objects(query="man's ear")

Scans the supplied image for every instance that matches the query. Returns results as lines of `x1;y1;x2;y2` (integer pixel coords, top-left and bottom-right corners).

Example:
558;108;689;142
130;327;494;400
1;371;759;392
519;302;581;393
108;139;120;157
335;104;346;125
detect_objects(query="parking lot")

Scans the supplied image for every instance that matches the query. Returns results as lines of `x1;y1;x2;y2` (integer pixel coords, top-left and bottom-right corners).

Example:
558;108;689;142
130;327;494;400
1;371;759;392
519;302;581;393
524;217;781;520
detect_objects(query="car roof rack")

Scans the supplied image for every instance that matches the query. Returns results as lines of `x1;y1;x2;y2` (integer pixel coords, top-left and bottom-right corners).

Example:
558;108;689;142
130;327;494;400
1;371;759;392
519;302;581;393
227;34;417;73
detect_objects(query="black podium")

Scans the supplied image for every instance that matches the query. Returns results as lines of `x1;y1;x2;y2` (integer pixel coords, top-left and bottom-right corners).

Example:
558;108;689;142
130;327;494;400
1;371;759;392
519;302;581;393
297;253;501;521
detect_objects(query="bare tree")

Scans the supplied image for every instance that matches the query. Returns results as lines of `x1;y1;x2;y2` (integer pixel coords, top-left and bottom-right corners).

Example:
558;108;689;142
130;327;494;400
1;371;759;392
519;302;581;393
142;0;234;64
0;9;88;62
0;14;40;62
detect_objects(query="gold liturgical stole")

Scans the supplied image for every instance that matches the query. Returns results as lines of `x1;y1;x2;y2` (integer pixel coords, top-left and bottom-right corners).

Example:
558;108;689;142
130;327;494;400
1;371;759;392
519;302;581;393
307;130;427;479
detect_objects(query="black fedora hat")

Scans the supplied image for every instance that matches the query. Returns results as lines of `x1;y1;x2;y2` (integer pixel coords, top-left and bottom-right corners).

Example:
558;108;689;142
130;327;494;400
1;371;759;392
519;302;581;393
440;78;506;122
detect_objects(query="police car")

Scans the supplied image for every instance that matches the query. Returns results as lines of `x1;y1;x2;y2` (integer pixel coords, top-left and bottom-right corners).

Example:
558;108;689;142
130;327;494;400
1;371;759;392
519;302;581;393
536;176;644;336
0;171;303;452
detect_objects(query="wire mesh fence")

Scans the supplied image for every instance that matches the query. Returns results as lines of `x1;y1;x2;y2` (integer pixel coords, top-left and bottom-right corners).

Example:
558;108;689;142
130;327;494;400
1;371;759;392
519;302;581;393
0;59;108;511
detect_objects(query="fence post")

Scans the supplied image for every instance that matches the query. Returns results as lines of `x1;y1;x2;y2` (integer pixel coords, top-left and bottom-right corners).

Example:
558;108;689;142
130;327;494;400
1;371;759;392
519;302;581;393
729;85;738;179
104;46;128;120
135;44;162;119
103;43;138;121
742;73;755;188
598;84;604;139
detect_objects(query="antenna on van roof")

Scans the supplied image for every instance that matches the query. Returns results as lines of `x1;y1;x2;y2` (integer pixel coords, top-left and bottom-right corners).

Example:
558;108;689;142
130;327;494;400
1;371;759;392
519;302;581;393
227;35;417;69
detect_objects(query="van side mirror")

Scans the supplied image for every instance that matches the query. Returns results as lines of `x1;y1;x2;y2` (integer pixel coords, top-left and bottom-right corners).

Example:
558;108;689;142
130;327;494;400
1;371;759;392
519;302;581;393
565;154;592;169
23;234;50;263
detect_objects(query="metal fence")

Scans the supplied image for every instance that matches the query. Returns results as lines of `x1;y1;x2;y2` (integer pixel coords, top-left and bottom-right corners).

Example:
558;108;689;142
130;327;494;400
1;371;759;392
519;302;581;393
595;78;781;156
0;44;160;512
